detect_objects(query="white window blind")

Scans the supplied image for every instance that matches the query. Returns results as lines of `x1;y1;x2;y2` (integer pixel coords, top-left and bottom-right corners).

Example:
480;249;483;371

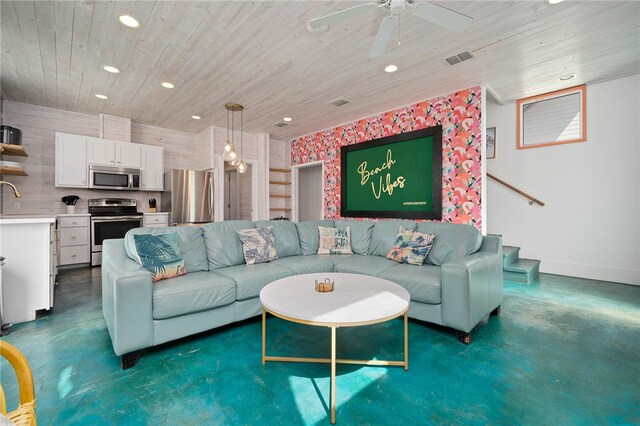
523;93;582;145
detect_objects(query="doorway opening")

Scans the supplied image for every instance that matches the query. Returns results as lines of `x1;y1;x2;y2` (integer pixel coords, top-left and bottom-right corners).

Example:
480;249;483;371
224;164;253;220
297;163;323;221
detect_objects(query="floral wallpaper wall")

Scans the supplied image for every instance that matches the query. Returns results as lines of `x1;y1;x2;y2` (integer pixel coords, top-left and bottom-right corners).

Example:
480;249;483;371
290;86;483;229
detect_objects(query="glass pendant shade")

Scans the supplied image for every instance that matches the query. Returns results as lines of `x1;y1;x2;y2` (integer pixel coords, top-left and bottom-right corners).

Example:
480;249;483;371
223;141;233;161
237;160;248;174
228;148;238;165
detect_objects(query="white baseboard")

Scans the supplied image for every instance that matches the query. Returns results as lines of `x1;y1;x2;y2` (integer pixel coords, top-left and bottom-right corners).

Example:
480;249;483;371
540;260;639;286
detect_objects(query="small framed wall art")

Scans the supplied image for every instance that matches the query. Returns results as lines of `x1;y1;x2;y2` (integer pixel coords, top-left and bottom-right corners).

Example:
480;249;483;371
486;127;496;159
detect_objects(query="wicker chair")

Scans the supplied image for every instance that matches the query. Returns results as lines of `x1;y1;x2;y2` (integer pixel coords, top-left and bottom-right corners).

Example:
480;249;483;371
0;341;37;426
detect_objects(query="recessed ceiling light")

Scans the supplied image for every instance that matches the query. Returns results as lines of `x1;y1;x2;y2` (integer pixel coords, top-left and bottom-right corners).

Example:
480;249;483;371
548;0;565;4
161;82;175;89
95;94;109;100
560;73;576;81
192;115;201;120
118;14;140;28
283;117;292;122
384;64;398;73
103;65;120;74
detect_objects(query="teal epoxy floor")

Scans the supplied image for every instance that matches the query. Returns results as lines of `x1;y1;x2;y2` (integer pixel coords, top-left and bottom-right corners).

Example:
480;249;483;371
1;268;639;425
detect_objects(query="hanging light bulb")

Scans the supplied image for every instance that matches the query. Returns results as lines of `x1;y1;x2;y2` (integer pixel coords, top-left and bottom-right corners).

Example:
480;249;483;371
223;107;233;162
236;105;246;173
228;148;239;166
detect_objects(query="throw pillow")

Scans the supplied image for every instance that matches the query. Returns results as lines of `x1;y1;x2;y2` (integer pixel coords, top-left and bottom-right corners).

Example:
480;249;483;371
132;233;187;282
318;226;353;255
237;227;278;265
386;227;436;266
386;226;416;262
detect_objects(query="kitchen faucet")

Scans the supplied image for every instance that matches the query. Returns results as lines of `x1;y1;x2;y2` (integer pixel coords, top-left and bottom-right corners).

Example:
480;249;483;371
0;181;22;198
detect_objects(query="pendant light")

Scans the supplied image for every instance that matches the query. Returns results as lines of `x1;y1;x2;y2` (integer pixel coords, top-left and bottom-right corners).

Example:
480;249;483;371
236;105;247;174
223;106;233;162
224;103;244;168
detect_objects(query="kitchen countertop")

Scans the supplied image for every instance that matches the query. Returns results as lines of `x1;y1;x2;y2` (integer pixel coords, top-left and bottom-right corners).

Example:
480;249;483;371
0;216;56;225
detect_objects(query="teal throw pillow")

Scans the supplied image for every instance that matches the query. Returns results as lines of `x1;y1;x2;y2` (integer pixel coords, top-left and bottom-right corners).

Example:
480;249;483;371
237;227;278;265
132;233;187;282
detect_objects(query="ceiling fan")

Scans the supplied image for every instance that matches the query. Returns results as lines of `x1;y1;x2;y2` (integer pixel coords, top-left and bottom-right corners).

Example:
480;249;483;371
307;0;473;59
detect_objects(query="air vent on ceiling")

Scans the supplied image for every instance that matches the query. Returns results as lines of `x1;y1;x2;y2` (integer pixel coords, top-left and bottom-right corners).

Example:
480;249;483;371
273;122;288;127
330;98;349;107
444;50;475;66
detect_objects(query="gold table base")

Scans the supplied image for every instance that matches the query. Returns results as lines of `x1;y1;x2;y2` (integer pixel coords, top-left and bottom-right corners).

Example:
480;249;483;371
261;308;409;424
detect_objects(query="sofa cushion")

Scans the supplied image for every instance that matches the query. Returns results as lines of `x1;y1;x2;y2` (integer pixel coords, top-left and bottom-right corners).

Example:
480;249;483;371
256;220;302;258
318;226;353;254
334;219;374;255
152;272;236;320
124;226;208;272
377;263;442;304
369;220;418;257
237;227;278;265
295;220;335;255
132;233;187;282
215;263;293;301
333;254;398;276
270;256;335;275
202;220;254;269
416;222;483;266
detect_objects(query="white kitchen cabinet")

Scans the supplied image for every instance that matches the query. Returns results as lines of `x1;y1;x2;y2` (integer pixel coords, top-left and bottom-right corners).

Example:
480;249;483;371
0;218;56;324
87;138;141;168
55;133;88;187
141;145;164;191
58;215;90;266
143;213;168;227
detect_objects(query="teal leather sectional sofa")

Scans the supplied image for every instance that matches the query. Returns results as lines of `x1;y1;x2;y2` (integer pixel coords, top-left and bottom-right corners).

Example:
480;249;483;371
102;219;503;369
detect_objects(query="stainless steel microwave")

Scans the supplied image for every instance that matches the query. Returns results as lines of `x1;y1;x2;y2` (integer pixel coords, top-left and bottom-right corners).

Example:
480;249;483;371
88;165;140;190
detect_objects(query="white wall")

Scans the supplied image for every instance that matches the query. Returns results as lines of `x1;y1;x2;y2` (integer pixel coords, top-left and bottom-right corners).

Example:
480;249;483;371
486;74;640;285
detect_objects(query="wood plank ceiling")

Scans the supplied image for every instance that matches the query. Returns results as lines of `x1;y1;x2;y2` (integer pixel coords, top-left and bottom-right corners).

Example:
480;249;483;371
1;1;639;140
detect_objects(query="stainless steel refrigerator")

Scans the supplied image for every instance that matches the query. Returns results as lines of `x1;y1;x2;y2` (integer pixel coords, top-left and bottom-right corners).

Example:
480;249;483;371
162;169;214;225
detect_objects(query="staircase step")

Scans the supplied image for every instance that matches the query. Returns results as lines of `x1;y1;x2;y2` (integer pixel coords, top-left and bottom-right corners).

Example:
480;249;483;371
504;258;540;283
502;245;520;267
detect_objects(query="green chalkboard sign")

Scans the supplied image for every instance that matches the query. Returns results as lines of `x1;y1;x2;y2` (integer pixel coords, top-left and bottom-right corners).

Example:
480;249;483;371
340;126;442;219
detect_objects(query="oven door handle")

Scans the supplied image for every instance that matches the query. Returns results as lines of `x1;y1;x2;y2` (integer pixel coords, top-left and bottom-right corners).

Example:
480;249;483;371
91;216;144;222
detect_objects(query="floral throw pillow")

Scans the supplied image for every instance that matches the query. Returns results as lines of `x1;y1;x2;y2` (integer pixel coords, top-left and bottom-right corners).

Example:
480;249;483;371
318;226;353;255
237;227;278;265
132;233;187;282
387;227;436;266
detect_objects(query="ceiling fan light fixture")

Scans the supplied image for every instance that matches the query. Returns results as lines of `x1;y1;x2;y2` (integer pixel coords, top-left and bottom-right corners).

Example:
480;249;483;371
384;64;398;73
118;14;140;28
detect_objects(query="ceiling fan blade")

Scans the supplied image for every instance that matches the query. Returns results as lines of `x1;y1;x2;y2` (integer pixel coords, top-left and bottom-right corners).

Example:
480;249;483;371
412;1;473;33
369;15;397;59
308;3;378;30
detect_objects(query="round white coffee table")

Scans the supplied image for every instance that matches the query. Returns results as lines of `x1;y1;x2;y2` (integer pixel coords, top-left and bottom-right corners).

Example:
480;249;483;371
260;272;410;424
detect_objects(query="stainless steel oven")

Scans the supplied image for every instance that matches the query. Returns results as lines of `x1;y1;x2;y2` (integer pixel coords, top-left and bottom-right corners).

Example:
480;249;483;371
89;198;143;266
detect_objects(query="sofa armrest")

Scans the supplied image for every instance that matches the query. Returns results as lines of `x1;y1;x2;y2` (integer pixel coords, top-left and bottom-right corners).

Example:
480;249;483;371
440;235;503;333
102;239;154;356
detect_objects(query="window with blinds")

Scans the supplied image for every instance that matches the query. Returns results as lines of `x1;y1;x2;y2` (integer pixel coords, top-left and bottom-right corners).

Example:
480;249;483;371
517;85;586;149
